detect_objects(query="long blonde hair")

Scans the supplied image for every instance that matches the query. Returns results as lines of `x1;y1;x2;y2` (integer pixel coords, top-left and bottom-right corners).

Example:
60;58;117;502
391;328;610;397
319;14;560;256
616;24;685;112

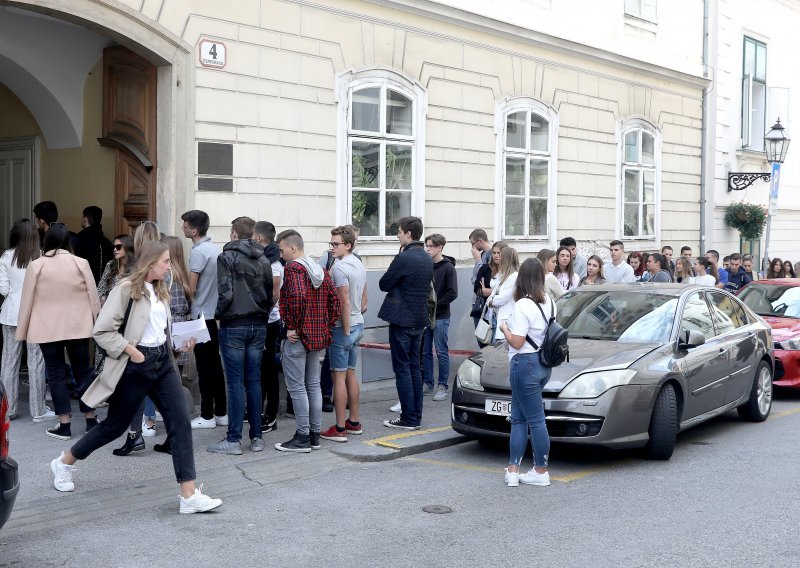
125;241;170;302
133;221;160;260
497;246;519;284
488;241;508;277
161;235;193;302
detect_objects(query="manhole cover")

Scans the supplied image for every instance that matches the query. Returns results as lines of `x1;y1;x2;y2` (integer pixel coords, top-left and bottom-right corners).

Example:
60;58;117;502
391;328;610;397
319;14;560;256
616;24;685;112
422;505;453;514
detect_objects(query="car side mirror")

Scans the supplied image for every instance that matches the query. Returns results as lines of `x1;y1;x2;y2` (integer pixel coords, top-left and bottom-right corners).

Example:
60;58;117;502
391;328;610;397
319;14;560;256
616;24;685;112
678;329;705;349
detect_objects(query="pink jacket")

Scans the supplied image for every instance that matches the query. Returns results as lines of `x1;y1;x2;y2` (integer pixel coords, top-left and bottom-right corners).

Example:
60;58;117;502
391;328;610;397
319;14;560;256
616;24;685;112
16;250;100;343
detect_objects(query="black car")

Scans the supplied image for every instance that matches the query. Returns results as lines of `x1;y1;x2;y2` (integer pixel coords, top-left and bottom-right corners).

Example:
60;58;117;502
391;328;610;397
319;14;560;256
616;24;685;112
1;381;19;529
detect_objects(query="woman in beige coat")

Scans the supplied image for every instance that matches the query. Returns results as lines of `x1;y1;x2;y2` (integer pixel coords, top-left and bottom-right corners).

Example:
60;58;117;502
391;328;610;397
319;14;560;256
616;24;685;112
16;224;100;440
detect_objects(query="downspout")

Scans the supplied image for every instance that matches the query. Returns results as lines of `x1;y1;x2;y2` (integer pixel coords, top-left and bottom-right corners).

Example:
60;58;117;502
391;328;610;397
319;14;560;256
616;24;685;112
699;0;710;253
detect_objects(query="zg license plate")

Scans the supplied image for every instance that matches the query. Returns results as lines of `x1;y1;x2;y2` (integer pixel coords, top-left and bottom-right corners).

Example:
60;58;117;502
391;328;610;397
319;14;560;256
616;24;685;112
485;399;511;416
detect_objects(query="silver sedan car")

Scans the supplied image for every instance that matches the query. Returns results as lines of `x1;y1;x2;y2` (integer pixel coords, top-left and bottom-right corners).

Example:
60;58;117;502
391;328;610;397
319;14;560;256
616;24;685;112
451;284;774;459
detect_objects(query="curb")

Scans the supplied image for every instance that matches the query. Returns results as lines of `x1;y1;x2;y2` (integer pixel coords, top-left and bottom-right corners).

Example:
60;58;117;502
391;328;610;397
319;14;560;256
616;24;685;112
329;427;471;462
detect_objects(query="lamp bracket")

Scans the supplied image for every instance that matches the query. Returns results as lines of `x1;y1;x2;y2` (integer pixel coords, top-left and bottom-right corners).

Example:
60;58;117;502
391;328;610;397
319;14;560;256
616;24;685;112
728;172;771;191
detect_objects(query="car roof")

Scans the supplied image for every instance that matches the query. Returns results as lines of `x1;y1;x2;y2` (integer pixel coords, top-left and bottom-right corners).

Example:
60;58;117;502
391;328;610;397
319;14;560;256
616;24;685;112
748;278;800;287
568;282;715;297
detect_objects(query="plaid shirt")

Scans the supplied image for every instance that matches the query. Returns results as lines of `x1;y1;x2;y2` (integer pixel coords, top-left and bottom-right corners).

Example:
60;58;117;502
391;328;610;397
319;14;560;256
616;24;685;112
280;260;340;352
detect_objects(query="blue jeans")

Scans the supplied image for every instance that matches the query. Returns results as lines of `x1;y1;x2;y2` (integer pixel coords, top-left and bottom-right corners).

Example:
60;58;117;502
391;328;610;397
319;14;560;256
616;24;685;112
281;339;323;436
508;353;551;468
330;324;364;371
423;318;450;389
389;324;425;427
219;325;267;443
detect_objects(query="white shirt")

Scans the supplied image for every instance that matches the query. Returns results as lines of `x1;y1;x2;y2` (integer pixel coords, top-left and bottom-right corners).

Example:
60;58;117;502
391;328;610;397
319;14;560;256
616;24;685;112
508;297;554;360
268;261;284;323
491;272;518;339
140;282;168;347
0;249;29;327
555;271;580;291
604;261;636;283
690;274;716;286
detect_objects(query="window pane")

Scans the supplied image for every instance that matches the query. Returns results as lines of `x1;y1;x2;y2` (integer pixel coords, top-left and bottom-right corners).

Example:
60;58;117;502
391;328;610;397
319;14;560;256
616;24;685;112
755;43;767;82
623;203;639;237
624;131;639;163
386;145;412;190
530;159;548;197
351;142;380;188
530;114;549;152
681;292;715;340
505;157;525;196
643;170;655;203
385;191;412;236
643;203;655;235
529;199;548;236
751;82;767;151
387;90;412;136
624;0;639;15
352;191;380;237
505;197;524;236
642;132;655;165
506;112;526;149
352;87;380;132
744;39;756;76
624;170;640;202
642;0;657;20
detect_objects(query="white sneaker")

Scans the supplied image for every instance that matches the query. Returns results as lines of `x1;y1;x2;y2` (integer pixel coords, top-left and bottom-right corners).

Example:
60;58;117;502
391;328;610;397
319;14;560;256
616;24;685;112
215;415;228;427
179;486;223;514
51;452;76;492
154;411;164;422
142;420;156;437
32;407;57;423
390;401;401;413
504;468;519;487
191;416;216;429
519;468;551;486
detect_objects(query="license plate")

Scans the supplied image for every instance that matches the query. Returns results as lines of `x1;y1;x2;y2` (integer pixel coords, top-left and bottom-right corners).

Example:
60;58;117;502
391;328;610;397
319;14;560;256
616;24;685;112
485;398;511;416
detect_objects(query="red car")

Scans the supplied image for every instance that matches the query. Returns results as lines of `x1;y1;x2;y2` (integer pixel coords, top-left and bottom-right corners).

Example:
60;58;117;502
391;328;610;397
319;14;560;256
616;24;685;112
1;380;19;529
739;278;800;387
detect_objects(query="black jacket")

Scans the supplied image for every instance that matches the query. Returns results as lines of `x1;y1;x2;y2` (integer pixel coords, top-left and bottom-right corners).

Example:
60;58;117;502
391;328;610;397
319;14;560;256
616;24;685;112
263;241;281;265
74;224;113;284
433;255;458;320
724;267;751;293
215;239;273;326
378;241;434;328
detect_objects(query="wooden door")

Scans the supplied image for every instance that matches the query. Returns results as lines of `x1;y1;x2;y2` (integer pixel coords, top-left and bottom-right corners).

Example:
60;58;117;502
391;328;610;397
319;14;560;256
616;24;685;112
0;143;34;249
99;46;157;234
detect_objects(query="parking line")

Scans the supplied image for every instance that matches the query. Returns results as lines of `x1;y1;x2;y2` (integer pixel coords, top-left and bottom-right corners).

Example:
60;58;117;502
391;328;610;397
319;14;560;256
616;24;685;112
364;426;452;449
405;457;615;483
769;406;800;420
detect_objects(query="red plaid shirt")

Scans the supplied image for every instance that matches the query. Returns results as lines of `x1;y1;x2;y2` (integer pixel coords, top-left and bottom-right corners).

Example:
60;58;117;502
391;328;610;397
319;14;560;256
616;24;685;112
280;260;340;352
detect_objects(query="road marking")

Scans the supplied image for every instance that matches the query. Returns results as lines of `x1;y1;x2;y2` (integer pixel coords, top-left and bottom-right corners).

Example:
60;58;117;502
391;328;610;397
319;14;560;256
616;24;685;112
365;426;452;449
769;406;800;420
405;457;618;483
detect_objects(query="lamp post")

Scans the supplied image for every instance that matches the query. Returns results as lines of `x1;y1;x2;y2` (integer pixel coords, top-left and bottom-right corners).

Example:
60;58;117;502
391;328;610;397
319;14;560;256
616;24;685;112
763;118;791;274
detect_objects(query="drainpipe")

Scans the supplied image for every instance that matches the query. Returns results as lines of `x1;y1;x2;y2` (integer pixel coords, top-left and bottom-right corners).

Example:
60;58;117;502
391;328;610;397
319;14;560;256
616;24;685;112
699;0;710;254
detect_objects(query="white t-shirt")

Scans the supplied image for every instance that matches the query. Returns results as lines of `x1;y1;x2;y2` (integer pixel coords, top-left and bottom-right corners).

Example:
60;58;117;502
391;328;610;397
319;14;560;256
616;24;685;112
331;253;367;327
690;274;716;286
268;260;284;323
492;272;519;339
140;282;168;347
508;296;554;360
556;271;580;291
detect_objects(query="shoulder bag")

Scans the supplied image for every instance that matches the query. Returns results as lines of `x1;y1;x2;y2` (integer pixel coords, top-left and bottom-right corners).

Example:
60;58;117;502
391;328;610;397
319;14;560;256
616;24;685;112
474;284;498;345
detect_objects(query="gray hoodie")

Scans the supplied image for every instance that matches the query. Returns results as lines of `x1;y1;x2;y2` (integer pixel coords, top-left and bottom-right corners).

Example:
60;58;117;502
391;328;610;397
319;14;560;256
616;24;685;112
296;256;325;289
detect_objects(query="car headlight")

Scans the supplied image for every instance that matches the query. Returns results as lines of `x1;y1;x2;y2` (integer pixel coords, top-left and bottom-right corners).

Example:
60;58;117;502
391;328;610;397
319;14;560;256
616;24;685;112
559;369;637;399
778;338;800;351
456;359;484;392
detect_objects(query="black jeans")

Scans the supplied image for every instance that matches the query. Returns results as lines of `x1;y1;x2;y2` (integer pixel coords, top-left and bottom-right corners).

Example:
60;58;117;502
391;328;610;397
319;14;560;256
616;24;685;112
320;349;332;399
195;319;226;419
71;343;196;483
260;320;282;421
40;339;94;416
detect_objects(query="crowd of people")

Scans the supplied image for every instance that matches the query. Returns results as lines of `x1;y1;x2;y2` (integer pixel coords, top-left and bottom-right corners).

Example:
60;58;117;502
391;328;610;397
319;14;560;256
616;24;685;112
2;201;799;506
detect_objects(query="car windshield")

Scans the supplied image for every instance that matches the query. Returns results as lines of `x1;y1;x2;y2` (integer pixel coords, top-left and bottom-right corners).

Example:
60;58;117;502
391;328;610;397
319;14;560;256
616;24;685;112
738;284;800;318
556;290;677;343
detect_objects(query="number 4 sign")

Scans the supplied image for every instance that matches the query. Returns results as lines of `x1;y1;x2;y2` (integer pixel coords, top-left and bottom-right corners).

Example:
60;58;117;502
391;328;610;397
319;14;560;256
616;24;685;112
199;39;226;69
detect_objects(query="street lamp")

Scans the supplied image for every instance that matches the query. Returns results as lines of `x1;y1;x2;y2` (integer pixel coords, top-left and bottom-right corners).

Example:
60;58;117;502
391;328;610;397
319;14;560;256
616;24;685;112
763;118;791;274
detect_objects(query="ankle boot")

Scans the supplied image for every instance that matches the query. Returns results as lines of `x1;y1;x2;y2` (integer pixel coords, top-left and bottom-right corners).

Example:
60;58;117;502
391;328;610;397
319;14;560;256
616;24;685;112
153;438;172;455
112;432;145;456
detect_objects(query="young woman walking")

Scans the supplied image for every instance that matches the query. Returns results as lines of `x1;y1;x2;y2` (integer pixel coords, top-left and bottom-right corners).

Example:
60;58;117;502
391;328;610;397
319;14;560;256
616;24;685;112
50;241;222;513
553;246;579;291
535;249;564;301
16;224;100;439
579;255;606;286
95;234;134;374
0;219;50;421
499;258;553;488
487;246;520;343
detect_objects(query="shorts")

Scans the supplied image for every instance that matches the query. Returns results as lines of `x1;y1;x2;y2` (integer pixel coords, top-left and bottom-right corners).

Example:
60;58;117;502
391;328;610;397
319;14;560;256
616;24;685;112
330;324;364;372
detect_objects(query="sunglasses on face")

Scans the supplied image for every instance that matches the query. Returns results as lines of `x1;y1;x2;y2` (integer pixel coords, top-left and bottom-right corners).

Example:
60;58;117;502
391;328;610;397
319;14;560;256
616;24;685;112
113;244;124;251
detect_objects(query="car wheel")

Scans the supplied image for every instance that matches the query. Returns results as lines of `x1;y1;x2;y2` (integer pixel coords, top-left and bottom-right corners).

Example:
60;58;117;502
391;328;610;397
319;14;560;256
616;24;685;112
737;360;772;422
644;383;678;460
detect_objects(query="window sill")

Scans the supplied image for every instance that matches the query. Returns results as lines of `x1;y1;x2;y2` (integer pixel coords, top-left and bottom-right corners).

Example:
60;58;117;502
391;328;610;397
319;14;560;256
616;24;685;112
735;148;768;163
624;14;658;33
497;238;553;253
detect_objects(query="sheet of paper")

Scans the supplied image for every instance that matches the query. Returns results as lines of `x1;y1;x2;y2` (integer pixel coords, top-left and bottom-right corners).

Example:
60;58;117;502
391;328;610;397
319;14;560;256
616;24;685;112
172;318;211;349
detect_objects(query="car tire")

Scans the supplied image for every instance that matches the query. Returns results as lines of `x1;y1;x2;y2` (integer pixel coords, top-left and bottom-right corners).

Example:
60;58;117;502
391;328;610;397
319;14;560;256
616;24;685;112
737;360;772;422
644;383;678;460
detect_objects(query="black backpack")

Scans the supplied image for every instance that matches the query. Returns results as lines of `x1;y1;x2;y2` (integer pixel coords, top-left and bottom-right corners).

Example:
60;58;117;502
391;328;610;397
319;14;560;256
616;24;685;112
525;298;569;368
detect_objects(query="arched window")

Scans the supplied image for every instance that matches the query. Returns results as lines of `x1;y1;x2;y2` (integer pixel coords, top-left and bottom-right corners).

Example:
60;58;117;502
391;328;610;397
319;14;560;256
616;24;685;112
337;69;426;240
496;98;558;240
619;119;660;239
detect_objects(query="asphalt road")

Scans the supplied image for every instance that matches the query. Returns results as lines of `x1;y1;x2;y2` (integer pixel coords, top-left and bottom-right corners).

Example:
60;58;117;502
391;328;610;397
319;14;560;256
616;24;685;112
2;389;799;567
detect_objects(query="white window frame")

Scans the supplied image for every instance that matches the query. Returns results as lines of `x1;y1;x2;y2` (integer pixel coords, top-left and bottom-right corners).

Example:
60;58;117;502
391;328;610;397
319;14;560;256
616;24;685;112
335;67;427;249
616;117;661;242
494;97;558;248
624;0;658;23
741;36;767;152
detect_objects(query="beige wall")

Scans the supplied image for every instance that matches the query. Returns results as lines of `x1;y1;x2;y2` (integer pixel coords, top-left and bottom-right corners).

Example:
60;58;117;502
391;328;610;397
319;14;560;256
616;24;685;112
0;58;116;235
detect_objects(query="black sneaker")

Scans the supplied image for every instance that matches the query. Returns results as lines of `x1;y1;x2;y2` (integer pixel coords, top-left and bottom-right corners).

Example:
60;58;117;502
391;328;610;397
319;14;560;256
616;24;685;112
382;419;419;431
310;431;321;450
274;431;311;453
46;423;72;440
85;417;99;433
322;396;334;413
261;416;277;434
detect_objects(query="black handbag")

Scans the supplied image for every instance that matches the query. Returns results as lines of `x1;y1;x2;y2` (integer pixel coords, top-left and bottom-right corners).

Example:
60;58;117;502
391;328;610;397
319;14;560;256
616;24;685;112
470;295;486;318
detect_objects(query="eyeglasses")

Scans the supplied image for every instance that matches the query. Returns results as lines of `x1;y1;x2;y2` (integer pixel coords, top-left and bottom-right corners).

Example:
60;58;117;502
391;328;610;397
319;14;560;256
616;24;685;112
329;242;344;248
113;244;124;251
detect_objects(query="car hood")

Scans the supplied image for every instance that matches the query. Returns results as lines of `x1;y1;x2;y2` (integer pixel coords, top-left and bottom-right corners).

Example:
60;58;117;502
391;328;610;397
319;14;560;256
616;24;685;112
762;316;800;341
475;338;661;393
